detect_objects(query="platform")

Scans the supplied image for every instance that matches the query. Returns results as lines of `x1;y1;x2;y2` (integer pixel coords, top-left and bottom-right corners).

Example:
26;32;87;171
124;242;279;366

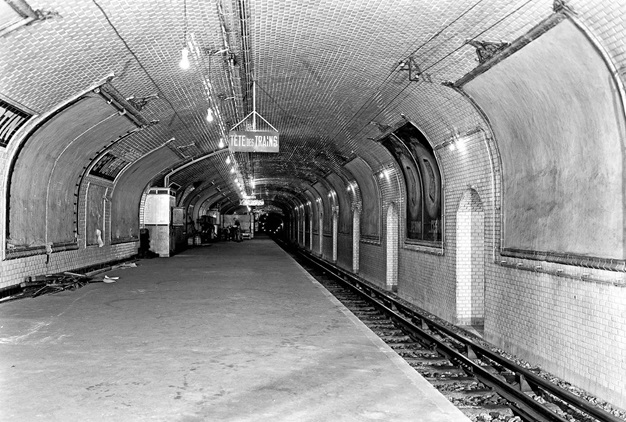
0;237;469;421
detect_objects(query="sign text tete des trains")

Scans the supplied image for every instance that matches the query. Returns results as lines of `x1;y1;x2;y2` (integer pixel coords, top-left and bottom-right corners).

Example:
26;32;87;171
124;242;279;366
229;133;278;148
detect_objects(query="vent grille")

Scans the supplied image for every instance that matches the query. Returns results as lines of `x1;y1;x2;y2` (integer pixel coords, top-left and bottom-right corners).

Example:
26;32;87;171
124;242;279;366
0;99;31;147
90;152;131;181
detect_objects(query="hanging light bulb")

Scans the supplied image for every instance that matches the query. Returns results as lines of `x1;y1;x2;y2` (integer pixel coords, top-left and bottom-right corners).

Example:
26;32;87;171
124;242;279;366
179;47;190;70
206;107;214;123
225;156;231;165
218;137;224;148
230;167;235;173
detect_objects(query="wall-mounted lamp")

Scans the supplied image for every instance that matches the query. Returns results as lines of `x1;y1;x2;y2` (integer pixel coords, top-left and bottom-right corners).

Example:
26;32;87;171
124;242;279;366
378;169;390;179
179;47;190;70
456;136;466;152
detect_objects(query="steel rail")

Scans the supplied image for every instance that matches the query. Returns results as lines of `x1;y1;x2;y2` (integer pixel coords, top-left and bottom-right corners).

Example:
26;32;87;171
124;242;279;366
296;248;622;422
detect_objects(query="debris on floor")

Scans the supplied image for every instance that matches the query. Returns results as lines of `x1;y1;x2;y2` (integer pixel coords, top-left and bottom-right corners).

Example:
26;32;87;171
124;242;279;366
0;259;140;304
22;272;92;298
102;276;119;283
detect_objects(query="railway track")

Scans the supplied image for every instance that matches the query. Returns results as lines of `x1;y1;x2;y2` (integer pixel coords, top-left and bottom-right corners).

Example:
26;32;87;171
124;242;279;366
283;243;624;422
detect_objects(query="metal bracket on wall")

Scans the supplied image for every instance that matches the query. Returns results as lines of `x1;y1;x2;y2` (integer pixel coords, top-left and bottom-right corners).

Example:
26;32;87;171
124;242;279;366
465;40;511;65
553;0;576;15
398;56;432;82
126;94;159;112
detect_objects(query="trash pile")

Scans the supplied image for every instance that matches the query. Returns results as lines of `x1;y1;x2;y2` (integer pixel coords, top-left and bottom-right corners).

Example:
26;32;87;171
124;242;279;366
0;260;140;303
22;272;92;298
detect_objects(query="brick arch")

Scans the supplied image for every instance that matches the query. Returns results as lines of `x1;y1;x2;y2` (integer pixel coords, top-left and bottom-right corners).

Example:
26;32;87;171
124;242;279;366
455;188;485;326
352;202;361;274
332;206;338;262
386;202;399;291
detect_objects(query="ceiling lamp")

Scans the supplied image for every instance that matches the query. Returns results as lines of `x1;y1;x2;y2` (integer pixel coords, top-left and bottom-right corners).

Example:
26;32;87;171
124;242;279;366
225;156;231;165
206;107;214;123
179;47;190;70
218;137;224;148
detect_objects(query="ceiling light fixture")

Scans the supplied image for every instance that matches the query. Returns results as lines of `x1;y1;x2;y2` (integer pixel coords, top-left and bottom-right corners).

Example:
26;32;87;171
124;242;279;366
218;136;224;148
206;107;214;123
179;47;190;70
225;156;231;165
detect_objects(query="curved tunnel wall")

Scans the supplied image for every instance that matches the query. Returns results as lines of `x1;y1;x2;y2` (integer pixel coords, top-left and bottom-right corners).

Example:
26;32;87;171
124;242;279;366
460;16;626;404
344;157;381;240
0;3;624;410
111;146;179;243
7;95;134;249
312;180;331;257
465;18;625;262
326;172;352;270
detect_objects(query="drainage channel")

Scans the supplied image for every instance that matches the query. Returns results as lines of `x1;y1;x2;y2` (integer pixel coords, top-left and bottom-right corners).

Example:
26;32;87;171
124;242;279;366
284;244;624;422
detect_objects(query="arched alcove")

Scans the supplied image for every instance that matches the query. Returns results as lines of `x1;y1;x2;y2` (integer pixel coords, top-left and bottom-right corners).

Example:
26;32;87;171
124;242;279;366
455;188;485;327
352;203;361;274
385;202;399;291
332;207;338;262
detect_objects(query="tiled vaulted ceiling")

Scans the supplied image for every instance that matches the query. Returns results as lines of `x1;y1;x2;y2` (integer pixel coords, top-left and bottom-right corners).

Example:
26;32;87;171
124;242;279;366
0;0;616;211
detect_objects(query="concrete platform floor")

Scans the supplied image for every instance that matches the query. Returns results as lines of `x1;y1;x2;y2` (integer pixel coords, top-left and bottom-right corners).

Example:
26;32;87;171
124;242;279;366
0;237;470;422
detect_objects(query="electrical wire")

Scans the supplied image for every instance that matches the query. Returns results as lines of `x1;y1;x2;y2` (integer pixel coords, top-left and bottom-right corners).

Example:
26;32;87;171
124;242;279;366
423;0;535;74
90;0;185;125
183;0;187;46
346;0;537;143
320;0;490;145
255;82;316;122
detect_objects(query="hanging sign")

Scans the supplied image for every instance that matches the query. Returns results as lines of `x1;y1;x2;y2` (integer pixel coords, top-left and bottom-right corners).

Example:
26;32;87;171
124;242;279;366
241;199;264;206
228;130;279;153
